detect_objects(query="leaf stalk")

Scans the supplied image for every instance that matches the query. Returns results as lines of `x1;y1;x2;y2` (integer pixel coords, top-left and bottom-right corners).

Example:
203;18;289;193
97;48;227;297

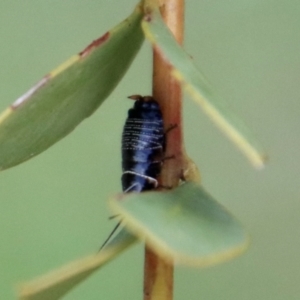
143;1;185;300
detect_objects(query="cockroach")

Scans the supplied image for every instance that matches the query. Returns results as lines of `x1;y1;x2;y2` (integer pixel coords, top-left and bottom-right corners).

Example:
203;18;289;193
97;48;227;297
121;95;165;193
100;95;167;249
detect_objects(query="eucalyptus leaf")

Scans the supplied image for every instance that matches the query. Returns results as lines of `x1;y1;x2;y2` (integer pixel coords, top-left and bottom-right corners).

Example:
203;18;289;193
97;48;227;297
110;182;249;267
0;3;144;170
19;228;136;300
142;3;266;169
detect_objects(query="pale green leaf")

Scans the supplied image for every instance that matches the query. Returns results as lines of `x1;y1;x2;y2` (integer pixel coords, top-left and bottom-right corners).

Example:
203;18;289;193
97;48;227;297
110;182;249;267
0;4;144;170
18;229;136;300
142;3;266;169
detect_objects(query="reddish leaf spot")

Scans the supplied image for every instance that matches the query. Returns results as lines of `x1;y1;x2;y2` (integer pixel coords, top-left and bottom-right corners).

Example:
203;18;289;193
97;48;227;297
144;14;152;22
11;75;50;109
79;32;110;58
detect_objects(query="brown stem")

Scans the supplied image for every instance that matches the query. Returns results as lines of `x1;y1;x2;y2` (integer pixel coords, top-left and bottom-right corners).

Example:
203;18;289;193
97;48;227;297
143;1;185;300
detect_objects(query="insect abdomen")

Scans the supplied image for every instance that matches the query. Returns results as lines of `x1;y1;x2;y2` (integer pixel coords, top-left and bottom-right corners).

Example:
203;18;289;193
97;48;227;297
121;95;165;193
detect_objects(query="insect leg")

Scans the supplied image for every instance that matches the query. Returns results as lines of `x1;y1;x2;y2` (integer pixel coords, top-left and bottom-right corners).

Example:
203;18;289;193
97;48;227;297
164;123;178;135
162;154;176;161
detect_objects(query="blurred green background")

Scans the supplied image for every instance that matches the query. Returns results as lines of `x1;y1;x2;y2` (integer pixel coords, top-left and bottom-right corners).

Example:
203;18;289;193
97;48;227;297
0;1;299;299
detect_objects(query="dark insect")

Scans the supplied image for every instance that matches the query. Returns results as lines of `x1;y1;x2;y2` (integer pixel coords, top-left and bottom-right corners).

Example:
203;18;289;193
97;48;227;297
100;95;165;249
122;95;165;193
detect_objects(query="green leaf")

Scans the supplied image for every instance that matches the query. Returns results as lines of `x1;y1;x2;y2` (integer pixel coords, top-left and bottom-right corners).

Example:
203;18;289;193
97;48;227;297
142;3;266;169
109;182;249;267
0;4;144;171
19;229;137;300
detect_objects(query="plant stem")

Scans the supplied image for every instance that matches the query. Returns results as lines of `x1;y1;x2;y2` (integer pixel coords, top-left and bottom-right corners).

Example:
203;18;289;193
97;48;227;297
143;1;185;300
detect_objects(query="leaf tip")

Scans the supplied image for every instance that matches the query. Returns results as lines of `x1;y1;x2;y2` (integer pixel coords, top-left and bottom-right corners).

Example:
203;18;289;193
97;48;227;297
251;153;268;170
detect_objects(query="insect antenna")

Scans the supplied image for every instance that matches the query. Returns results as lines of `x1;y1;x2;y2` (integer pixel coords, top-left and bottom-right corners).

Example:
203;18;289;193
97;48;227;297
99;221;121;250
